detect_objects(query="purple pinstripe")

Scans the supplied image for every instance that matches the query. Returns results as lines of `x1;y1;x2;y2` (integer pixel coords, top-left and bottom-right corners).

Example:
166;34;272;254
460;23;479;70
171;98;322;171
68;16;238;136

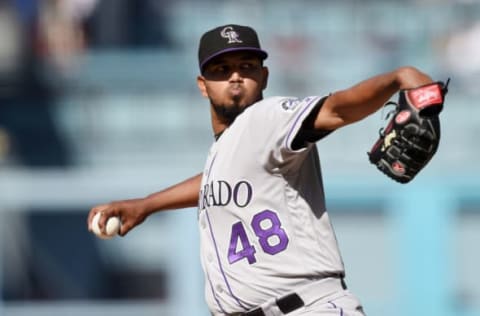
204;209;248;309
202;153;229;312
206;271;227;314
202;151;248;311
328;301;344;316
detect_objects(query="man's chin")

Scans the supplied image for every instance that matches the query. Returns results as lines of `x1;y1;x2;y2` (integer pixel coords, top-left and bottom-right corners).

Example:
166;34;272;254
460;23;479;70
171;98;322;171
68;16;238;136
213;104;243;124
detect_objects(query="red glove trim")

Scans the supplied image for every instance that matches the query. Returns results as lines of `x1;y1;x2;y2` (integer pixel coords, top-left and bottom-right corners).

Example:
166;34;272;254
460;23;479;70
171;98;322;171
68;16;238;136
406;84;443;110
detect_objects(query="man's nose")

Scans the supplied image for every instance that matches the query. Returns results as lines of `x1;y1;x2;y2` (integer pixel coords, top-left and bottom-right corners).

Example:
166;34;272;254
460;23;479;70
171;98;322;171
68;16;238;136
229;67;243;81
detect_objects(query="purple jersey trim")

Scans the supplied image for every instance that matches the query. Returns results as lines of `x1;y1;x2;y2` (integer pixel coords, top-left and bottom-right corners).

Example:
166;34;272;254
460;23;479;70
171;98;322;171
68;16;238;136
284;96;321;150
203;153;230;313
328;301;344;316
207;271;228;314
202;150;247;310
205;153;217;182
205;209;248;310
200;47;268;71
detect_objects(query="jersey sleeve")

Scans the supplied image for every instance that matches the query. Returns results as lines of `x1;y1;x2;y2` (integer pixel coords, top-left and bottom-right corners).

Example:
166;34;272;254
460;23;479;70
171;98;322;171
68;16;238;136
291;96;332;150
245;96;327;173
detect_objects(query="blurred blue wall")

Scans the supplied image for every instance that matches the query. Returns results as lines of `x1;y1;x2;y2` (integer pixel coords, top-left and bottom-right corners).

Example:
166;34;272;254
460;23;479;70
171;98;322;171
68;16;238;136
0;1;479;316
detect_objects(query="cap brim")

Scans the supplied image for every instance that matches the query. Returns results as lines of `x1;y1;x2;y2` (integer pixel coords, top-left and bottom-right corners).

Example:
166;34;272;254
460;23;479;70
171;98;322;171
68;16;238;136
200;47;268;72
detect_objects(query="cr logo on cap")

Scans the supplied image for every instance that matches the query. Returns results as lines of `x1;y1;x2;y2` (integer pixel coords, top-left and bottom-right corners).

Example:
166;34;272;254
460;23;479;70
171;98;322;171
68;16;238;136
220;26;243;44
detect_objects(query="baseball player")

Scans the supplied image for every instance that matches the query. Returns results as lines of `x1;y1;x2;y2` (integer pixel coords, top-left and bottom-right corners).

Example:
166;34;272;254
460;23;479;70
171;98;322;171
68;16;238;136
88;24;444;315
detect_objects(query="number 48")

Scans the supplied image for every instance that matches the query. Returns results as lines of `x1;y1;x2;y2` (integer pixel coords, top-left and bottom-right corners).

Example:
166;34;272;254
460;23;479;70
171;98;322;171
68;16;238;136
228;210;289;264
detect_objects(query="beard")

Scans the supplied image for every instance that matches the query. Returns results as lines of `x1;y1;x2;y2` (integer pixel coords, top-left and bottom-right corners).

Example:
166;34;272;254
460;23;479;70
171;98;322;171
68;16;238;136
211;94;247;125
210;87;263;124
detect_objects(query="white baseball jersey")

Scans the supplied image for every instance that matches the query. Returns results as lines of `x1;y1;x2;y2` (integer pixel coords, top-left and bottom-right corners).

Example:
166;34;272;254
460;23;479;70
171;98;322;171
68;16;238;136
198;96;345;315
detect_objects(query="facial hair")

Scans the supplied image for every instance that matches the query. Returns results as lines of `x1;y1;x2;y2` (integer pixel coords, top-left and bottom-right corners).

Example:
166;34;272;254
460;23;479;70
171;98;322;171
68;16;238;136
210;86;263;125
211;99;244;125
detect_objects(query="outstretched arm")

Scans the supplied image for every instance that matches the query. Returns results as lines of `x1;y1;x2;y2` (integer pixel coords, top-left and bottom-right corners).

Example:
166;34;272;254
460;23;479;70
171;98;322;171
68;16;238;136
314;66;433;131
88;173;202;236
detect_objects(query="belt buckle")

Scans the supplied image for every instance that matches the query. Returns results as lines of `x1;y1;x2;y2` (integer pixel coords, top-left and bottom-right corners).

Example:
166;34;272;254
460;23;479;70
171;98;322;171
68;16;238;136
243;307;265;316
243;293;304;316
276;293;304;314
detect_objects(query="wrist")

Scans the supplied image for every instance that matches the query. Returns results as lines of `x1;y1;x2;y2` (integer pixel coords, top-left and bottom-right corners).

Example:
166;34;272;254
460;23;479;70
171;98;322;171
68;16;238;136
395;66;433;90
133;197;155;216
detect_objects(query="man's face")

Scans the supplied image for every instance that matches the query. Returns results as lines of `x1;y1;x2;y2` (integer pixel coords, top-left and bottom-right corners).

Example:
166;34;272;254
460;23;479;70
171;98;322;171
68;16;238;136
197;51;268;123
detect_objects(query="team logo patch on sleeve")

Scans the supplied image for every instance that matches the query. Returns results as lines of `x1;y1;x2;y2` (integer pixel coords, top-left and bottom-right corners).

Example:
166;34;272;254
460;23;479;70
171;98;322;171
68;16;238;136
280;98;301;111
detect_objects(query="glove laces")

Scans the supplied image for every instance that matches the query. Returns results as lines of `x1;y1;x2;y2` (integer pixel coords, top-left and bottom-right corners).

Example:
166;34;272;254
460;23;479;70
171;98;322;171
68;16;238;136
378;101;399;137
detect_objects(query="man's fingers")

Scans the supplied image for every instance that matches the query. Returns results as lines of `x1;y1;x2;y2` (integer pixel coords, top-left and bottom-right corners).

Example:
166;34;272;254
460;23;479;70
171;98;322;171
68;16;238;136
87;209;100;231
88;204;112;232
88;201;135;236
118;223;129;236
87;212;93;231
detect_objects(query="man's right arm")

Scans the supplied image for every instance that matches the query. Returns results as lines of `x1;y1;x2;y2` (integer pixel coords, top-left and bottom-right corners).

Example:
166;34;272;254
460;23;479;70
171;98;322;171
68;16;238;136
88;173;202;236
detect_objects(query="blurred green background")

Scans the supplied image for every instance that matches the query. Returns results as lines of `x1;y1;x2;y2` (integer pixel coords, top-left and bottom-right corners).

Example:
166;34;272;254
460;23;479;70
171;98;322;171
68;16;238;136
0;0;479;316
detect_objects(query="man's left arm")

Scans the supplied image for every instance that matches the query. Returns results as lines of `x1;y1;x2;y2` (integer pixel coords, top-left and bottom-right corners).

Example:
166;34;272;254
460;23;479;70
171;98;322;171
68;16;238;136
313;66;433;131
309;66;449;183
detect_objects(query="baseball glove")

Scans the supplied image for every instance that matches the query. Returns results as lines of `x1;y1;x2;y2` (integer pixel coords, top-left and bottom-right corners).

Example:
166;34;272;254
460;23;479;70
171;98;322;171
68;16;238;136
368;79;450;183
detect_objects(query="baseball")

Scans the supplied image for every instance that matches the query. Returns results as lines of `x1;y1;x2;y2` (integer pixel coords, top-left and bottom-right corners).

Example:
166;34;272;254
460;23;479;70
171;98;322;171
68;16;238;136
91;212;121;239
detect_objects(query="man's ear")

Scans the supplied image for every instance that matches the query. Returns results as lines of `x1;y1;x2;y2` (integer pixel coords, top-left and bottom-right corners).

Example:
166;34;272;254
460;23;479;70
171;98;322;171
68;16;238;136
262;67;269;90
197;75;208;98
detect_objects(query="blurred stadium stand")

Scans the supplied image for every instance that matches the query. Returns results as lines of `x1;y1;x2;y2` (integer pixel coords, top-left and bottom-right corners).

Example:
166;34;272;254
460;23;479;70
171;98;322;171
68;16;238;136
0;1;479;316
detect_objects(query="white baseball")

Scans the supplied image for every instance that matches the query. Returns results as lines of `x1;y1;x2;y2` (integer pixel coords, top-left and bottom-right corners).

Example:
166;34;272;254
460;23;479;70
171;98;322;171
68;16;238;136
91;212;121;239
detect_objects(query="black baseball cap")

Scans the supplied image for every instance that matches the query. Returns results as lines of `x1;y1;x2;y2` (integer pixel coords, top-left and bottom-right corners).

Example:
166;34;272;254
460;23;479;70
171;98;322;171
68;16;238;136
198;24;268;73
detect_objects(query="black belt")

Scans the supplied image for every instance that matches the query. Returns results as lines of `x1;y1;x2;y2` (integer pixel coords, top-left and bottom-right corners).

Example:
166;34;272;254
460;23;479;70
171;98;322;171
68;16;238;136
241;278;347;316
